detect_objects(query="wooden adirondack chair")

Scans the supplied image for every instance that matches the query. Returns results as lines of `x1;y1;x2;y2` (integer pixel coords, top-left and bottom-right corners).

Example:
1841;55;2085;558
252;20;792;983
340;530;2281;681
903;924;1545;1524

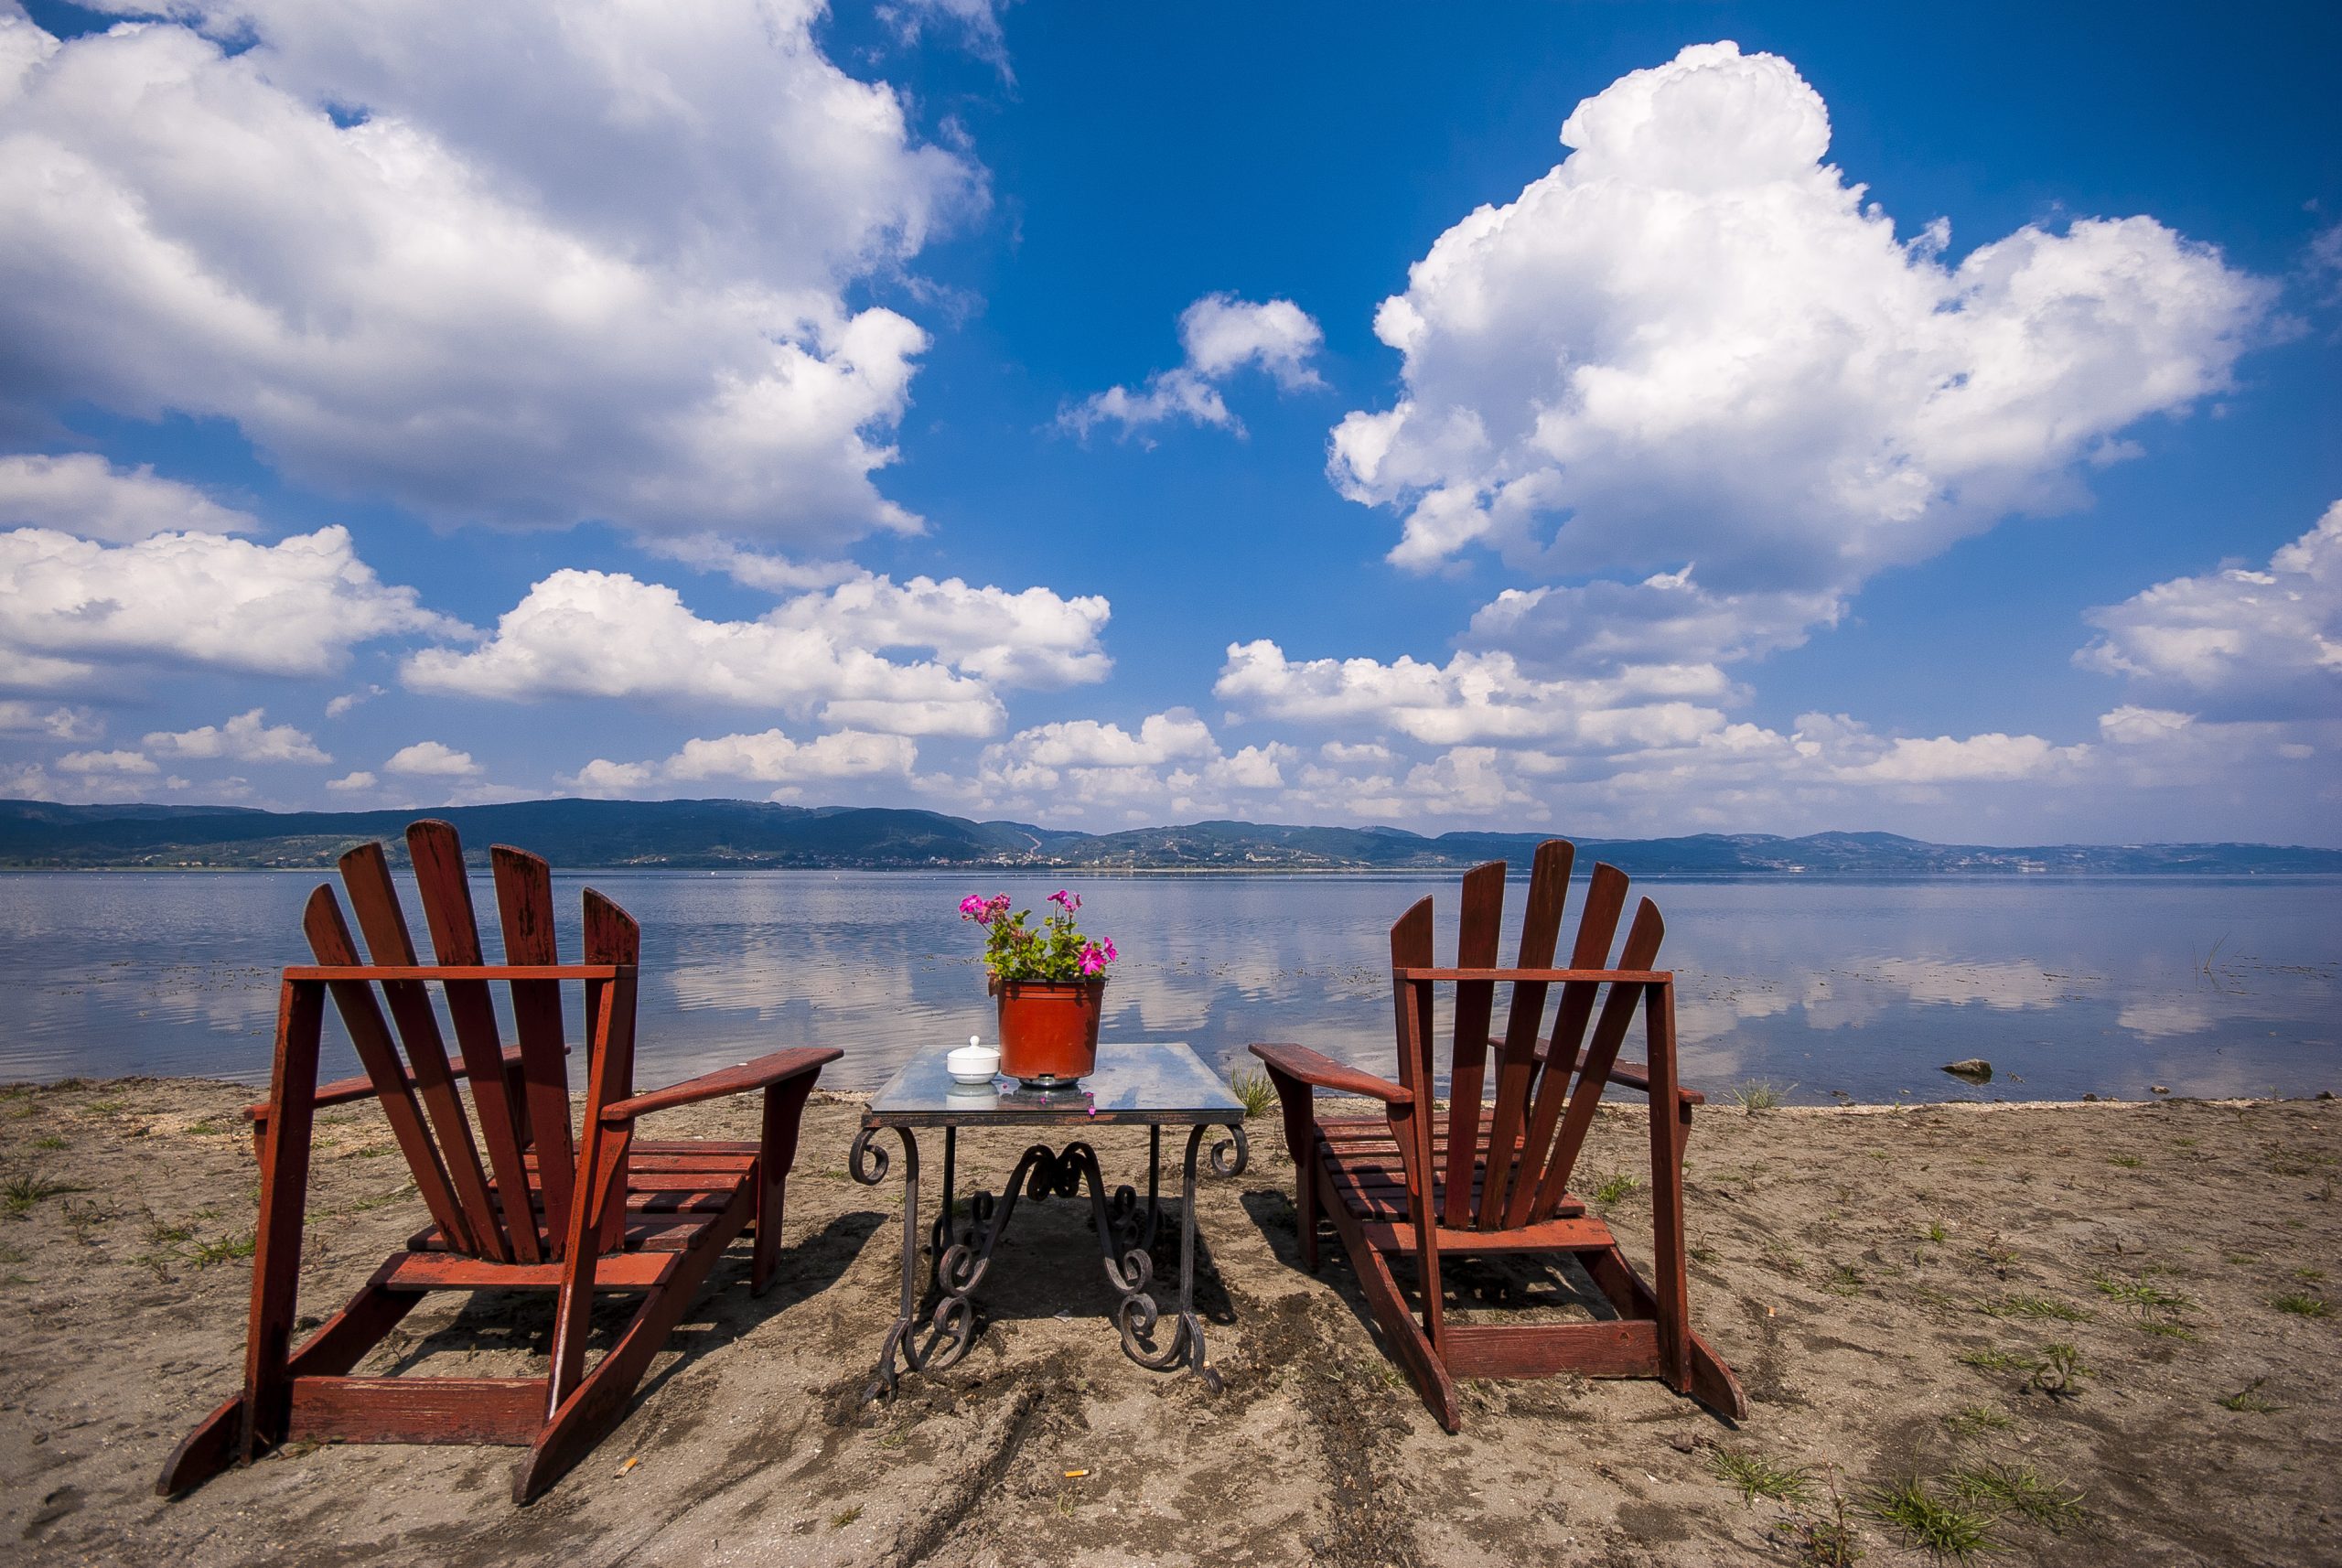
1251;841;1746;1431
158;820;842;1503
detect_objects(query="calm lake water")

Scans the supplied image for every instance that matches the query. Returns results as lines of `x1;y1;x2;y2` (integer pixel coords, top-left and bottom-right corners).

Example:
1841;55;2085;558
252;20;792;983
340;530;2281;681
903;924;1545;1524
1;871;2335;1104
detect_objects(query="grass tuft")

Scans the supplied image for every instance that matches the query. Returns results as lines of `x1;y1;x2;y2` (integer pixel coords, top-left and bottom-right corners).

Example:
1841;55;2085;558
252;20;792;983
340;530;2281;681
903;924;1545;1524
1941;1403;2014;1438
1956;1348;2027;1372
1590;1172;1643;1206
186;1230;256;1268
1728;1079;1788;1113
2218;1378;2284;1413
1706;1445;1816;1506
2028;1341;2087;1398
1230;1068;1276;1121
1976;1294;2090;1323
2;1173;89;1214
2092;1273;2191;1315
1948;1463;2083;1533
1868;1479;1997;1560
2271;1292;2331;1318
2107;1154;2143;1168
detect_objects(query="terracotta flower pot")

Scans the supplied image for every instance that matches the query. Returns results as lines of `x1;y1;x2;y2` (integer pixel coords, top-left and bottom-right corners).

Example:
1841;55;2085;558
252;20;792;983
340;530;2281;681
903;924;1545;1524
994;977;1105;1087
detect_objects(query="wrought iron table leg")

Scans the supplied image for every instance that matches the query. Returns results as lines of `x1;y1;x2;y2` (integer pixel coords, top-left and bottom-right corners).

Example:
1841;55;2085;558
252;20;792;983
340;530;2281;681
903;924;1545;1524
858;1120;1249;1400
1113;1121;1248;1390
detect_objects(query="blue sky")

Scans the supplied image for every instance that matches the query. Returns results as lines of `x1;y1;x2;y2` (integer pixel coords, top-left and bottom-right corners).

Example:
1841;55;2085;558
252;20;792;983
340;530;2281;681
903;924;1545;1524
2;0;2337;843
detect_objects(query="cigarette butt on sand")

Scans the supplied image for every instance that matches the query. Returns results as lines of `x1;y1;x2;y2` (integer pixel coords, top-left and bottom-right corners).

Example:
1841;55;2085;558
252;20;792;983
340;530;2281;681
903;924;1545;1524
618;1455;641;1476
1064;1469;1090;1479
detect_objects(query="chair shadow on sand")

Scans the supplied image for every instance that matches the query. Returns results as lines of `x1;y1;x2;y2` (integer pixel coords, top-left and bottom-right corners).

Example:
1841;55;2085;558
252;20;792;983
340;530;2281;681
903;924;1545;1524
373;1208;887;1404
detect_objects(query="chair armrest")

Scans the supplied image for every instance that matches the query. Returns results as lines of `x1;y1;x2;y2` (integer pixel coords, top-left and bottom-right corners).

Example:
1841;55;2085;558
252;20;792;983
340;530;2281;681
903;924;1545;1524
1528;1040;1705;1106
1248;1043;1413;1104
600;1047;843;1123
242;1046;539;1126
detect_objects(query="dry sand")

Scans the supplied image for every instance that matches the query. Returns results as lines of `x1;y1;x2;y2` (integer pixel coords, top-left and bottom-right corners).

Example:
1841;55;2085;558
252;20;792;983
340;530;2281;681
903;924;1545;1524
1;1078;2337;1566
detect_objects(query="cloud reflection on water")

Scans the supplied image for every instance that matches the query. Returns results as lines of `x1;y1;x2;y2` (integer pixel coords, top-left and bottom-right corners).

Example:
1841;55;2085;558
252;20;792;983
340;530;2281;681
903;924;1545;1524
0;871;2331;1102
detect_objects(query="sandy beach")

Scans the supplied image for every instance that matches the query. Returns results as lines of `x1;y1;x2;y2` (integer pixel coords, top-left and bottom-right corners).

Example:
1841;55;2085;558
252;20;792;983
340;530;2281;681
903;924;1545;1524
2;1079;2336;1566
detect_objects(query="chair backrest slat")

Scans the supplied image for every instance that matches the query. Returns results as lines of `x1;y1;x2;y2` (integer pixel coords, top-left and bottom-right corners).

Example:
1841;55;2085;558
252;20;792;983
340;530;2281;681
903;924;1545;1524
492;845;579;1251
1474;840;1572;1228
302;884;477;1251
1499;862;1630;1228
336;842;509;1262
404;821;545;1262
1437;863;1507;1228
1529;896;1666;1219
581;887;641;1254
1387;895;1437;1201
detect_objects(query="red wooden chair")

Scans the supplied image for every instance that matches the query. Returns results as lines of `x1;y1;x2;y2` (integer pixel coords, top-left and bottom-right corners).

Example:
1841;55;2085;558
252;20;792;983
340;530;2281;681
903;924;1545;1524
159;820;841;1503
1251;841;1746;1430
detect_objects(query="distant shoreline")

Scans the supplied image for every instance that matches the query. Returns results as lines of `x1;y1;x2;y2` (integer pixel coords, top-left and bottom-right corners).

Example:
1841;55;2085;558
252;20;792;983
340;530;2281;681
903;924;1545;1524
6;796;2339;875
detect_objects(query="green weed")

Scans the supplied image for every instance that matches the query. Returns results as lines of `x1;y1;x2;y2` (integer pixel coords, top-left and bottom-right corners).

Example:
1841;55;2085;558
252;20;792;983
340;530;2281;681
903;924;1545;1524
30;1135;65;1152
186;1230;256;1267
1957;1348;2026;1373
2;1173;88;1214
1948;1463;2083;1533
1706;1445;1816;1506
1728;1079;1787;1113
1590;1172;1643;1206
2029;1342;2087;1398
1977;1294;2090;1322
2107;1154;2143;1168
2092;1273;2191;1315
1941;1404;2014;1438
2218;1379;2284;1413
1867;1479;1997;1560
1230;1068;1276;1121
2271;1293;2330;1318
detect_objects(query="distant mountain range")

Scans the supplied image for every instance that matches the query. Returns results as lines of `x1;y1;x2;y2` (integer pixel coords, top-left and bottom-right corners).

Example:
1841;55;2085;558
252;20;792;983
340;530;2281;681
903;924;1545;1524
3;797;2337;874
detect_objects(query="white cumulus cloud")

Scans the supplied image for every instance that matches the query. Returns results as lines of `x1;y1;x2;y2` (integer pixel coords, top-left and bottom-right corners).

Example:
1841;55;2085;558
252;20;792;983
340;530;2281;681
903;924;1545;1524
0;1;980;544
0;700;100;740
2077;500;2342;718
569;726;919;800
145;707;330;765
0;524;458;689
1330;39;2268;672
0;453;257;542
383;739;478;777
406;565;1110;737
1061;294;1324;440
965;708;1295;822
1214;638;1731;748
58;746;156;775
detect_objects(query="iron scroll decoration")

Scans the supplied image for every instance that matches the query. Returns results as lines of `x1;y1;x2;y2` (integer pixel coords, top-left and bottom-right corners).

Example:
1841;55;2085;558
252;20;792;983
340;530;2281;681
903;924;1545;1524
853;1116;1250;1397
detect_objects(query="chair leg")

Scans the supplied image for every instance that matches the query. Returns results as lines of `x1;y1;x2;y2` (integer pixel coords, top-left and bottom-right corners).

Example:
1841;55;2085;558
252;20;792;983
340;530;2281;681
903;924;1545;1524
1319;1171;1460;1432
1267;1069;1320;1271
751;1075;815;1296
513;1189;752;1503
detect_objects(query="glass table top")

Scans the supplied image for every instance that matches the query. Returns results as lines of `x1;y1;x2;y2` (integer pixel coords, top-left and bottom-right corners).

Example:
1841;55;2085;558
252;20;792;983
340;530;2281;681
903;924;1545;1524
865;1042;1244;1125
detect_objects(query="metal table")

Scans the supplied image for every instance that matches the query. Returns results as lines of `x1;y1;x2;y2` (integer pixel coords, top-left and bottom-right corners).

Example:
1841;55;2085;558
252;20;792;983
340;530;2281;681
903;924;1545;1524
850;1042;1249;1398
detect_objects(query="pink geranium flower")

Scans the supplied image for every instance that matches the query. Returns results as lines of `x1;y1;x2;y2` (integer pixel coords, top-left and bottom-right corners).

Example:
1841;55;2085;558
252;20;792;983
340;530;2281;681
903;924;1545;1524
960;886;1118;983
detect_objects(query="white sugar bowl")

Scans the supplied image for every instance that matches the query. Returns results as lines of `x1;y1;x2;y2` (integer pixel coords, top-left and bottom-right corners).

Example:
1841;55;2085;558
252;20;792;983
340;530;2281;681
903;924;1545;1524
947;1037;1001;1085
